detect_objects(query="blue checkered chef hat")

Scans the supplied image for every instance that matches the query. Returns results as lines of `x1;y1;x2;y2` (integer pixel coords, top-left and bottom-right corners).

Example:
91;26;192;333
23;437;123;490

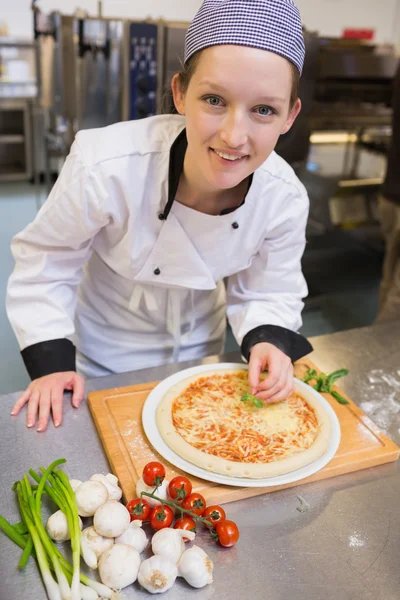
184;0;305;74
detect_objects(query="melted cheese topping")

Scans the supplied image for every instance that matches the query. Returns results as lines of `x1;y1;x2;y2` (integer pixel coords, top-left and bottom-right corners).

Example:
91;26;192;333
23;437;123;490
171;371;319;464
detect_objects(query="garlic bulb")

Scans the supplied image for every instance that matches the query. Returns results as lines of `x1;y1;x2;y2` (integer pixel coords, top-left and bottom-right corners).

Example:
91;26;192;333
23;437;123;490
138;555;177;594
115;520;148;554
81;526;114;569
135;477;169;507
46;510;83;541
178;545;214;588
89;474;122;501
151;527;195;564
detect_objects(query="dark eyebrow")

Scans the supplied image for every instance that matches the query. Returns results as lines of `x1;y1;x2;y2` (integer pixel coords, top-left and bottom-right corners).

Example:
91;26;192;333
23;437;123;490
197;80;286;104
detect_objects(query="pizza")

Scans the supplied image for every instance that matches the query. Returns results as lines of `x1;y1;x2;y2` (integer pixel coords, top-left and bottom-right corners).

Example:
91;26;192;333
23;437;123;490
156;367;332;479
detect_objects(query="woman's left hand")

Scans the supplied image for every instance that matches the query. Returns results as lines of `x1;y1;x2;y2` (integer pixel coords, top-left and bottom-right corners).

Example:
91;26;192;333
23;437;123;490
248;342;294;403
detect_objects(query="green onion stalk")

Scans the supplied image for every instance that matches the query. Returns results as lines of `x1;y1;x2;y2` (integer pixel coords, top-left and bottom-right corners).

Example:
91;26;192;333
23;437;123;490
16;482;62;600
0;459;117;600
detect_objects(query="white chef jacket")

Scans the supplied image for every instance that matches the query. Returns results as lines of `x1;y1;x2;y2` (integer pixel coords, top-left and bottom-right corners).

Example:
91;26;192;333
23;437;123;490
6;114;309;378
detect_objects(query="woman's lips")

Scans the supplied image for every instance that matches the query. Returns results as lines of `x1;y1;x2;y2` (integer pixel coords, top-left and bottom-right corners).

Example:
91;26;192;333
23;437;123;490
210;148;248;165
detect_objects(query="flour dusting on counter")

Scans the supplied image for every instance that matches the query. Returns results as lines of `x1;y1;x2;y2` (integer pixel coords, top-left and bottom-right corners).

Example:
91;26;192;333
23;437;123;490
360;369;400;435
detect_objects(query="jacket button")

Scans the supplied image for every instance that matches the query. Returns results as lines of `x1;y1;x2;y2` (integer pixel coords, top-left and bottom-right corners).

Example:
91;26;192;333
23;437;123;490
154;268;161;275
158;213;166;220
232;222;239;229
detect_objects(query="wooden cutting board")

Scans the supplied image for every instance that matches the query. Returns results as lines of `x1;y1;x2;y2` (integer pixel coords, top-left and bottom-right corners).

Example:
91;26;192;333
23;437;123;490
88;360;400;505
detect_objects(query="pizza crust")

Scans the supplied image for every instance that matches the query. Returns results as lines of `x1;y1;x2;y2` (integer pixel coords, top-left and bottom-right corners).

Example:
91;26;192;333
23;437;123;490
156;367;332;479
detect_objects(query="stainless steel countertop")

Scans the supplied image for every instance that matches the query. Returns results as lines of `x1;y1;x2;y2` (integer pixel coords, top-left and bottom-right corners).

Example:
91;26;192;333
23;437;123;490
1;322;399;600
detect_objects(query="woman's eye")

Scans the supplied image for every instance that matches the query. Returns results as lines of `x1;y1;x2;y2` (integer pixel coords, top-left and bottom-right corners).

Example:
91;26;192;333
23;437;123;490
206;96;222;106
255;106;274;116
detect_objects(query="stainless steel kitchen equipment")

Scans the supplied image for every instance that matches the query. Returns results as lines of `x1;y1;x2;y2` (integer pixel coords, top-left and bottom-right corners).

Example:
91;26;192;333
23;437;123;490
34;10;125;152
33;9;190;191
0;37;36;182
123;21;159;121
312;37;398;131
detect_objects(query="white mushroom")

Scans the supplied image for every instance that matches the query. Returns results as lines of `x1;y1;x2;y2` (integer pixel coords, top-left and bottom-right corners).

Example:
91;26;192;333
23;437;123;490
105;473;119;486
81;526;114;569
75;481;109;517
98;544;141;589
93;500;130;538
89;474;122;501
69;479;83;492
46;510;83;541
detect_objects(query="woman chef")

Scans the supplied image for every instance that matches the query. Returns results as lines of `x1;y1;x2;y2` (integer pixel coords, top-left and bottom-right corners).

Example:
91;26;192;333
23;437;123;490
7;0;313;432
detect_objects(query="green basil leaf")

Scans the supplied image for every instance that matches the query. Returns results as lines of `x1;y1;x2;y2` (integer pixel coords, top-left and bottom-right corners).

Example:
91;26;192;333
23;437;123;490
314;380;323;392
253;398;264;409
303;369;318;384
241;394;252;403
331;390;350;405
326;369;349;388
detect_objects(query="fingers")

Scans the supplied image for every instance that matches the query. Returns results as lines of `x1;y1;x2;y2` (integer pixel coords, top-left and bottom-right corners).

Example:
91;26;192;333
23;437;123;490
11;386;32;417
262;381;295;404
51;386;65;428
257;364;294;403
248;355;262;394
9;371;82;431
71;374;85;408
26;388;40;428
256;353;291;393
37;387;51;432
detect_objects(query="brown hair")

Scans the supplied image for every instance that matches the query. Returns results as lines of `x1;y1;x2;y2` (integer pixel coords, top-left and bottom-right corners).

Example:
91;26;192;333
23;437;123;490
168;50;300;113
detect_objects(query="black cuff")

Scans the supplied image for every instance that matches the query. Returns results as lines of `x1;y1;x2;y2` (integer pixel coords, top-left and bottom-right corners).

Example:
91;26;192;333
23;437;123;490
241;325;313;363
21;338;76;380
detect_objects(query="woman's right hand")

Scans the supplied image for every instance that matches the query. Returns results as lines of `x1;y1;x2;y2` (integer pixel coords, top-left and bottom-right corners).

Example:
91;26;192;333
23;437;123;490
10;371;85;432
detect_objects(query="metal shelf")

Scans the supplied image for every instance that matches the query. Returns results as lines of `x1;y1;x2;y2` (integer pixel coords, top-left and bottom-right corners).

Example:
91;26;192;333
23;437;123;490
0;165;29;181
0;98;33;181
0;134;25;144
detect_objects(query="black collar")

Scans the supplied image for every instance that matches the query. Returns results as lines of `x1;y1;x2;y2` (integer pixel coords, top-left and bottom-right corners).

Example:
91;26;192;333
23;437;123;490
159;128;253;220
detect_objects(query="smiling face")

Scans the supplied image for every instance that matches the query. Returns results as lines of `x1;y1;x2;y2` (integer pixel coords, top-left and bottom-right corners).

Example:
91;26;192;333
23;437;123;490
171;45;301;195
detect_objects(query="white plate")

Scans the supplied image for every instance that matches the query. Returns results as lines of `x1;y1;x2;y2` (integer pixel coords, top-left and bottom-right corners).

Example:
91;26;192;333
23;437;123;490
142;362;341;487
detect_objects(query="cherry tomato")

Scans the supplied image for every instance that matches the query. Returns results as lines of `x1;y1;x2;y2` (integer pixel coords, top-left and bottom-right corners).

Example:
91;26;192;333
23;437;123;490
202;505;226;528
168;476;192;503
142;462;166;487
149;505;174;531
216;520;239;547
126;498;151;522
181;493;206;516
174;517;197;542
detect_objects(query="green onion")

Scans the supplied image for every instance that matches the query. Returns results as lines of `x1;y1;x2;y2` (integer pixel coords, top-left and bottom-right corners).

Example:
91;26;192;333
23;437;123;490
0;514;31;550
18;534;33;570
0;459;116;600
28;494;71;599
13;521;29;535
16;482;62;600
52;469;81;600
